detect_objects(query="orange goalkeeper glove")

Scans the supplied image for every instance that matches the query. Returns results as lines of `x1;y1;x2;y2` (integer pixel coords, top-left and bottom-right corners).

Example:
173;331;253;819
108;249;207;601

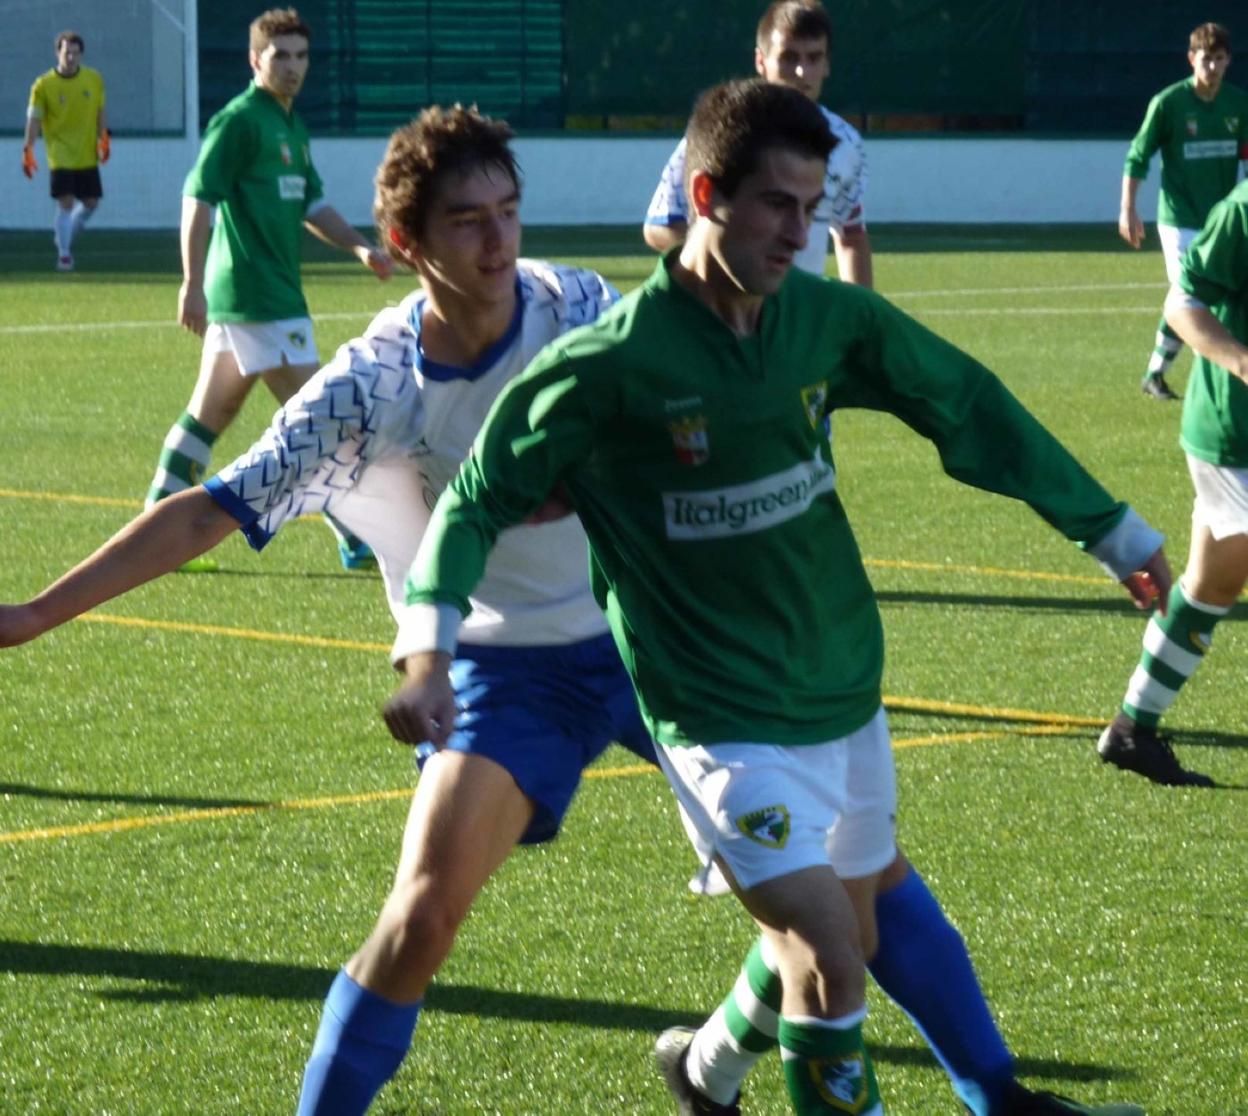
97;129;110;164
21;144;36;179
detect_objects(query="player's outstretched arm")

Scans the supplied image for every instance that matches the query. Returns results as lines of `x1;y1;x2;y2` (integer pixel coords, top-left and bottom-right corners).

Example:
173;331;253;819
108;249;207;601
0;489;236;649
304;205;393;280
383;651;457;747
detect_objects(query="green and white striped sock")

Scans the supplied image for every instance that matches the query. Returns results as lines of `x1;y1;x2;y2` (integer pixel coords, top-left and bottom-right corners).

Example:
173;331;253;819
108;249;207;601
1145;315;1183;377
779;1008;882;1115
686;936;780;1104
146;411;217;507
1123;581;1227;727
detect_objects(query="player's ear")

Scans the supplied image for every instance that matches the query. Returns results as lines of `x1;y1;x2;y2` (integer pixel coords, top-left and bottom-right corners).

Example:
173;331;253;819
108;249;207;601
754;47;767;78
387;225;421;267
689;171;716;219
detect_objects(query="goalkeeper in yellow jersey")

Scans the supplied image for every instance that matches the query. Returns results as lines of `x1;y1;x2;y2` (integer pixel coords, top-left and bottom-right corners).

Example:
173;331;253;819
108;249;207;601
23;30;109;272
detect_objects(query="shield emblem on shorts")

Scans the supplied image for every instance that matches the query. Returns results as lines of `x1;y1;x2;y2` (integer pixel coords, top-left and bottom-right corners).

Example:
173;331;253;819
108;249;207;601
287;329;307;348
736;805;790;848
808;1053;869;1112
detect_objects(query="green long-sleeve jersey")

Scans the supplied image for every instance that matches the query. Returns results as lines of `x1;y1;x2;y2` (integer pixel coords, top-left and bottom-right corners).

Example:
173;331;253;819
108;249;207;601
408;257;1140;748
1123;77;1248;231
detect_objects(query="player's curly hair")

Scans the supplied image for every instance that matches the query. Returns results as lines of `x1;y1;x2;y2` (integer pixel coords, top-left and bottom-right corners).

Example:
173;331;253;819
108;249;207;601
250;7;311;53
684;78;833;201
756;0;833;52
373;105;521;257
1189;22;1230;56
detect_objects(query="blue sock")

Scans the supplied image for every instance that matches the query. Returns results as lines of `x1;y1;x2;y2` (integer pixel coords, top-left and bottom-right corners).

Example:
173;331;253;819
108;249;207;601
297;969;421;1116
868;870;1014;1116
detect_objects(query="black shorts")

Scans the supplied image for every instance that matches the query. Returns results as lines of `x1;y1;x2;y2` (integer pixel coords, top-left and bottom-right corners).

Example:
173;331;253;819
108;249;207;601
49;167;102;201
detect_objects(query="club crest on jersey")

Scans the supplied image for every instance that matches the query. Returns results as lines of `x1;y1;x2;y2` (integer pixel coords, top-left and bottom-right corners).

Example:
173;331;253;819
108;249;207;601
1226;117;1240;134
280;140;293;165
736;805;790;848
1185;115;1199;137
808;1053;870;1112
287;328;308;348
668;415;709;466
801;381;829;429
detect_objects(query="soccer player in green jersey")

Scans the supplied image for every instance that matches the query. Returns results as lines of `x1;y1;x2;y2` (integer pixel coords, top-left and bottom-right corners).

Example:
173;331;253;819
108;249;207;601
146;7;391;571
388;79;1164;1116
22;30;109;271
1119;22;1248;401
1100;179;1248;787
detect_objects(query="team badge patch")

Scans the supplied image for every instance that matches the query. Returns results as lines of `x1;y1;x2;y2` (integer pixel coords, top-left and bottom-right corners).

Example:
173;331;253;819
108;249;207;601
668;415;709;466
801;381;829;429
287;329;308;348
280;141;292;165
1186;115;1199;137
808;1053;870;1112
736;805;790;848
1226;117;1240;134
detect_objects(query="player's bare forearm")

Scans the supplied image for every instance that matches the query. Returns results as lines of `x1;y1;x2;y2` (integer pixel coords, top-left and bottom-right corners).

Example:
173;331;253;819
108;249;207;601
178;198;213;334
383;651;457;747
1164;300;1248;385
0;490;236;647
643;222;687;253
1118;176;1145;248
304;206;392;279
832;227;874;288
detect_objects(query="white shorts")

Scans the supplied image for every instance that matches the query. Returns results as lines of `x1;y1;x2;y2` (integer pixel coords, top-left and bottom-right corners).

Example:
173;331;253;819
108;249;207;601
657;706;897;891
1157;225;1199;286
1188;454;1248;540
204;317;319;375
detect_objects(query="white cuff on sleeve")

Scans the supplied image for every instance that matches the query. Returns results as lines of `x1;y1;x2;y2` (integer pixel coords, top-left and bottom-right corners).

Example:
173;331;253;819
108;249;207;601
391;602;462;667
1164;284;1207;313
1087;506;1163;581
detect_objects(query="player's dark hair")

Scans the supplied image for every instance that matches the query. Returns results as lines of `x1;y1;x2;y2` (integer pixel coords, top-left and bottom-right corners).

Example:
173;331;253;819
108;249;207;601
1189;22;1230;56
250;7;311;53
684;78;833;201
55;30;84;53
374;104;521;256
756;0;833;52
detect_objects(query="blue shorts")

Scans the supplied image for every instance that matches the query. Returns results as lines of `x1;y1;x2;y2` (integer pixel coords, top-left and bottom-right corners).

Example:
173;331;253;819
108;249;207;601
419;632;658;845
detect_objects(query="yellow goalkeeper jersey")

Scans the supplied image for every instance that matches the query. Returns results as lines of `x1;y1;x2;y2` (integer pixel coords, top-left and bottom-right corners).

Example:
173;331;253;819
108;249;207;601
28;66;105;170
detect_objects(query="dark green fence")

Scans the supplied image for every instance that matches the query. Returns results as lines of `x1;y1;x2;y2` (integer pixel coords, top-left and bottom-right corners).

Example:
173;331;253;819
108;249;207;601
199;1;1241;134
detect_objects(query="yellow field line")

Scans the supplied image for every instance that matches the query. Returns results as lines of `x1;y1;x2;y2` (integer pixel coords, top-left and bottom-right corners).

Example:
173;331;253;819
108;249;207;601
865;556;1104;587
0;725;1087;847
77;612;391;654
0;486;141;510
882;694;1106;728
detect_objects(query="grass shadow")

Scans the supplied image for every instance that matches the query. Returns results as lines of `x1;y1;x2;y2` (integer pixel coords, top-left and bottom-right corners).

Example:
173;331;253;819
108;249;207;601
0;782;267;810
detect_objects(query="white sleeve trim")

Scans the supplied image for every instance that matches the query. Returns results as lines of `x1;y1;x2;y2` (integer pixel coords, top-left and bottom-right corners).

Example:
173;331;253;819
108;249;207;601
1087;506;1163;581
26;105;42;120
391;602;462;666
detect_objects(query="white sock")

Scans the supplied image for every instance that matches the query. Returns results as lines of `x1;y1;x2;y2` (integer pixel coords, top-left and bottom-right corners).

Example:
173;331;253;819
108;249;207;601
54;209;74;256
70;201;94;239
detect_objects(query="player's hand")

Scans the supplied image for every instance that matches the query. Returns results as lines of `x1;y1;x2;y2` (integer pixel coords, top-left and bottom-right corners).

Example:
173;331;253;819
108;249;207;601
1121;546;1171;615
21;145;37;179
0;603;46;649
1118;208;1144;249
382;651;457;746
177;281;208;337
97;130;110;164
359;245;394;281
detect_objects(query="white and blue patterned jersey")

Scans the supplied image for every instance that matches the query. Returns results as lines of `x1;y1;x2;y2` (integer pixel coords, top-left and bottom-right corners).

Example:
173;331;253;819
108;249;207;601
205;259;619;646
644;105;867;278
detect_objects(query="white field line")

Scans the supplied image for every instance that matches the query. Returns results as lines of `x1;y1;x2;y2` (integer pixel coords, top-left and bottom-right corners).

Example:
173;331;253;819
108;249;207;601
0;282;1165;335
0;310;378;336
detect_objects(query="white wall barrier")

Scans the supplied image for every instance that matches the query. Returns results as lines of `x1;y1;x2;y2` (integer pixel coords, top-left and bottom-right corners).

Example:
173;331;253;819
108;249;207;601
0;135;1158;230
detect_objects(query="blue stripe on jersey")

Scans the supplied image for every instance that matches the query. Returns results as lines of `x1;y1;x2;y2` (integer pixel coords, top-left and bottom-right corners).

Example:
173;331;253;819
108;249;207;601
413;277;525;383
203;475;274;552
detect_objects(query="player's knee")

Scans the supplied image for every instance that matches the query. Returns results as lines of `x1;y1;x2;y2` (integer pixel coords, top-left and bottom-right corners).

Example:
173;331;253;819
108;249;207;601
381;876;470;965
